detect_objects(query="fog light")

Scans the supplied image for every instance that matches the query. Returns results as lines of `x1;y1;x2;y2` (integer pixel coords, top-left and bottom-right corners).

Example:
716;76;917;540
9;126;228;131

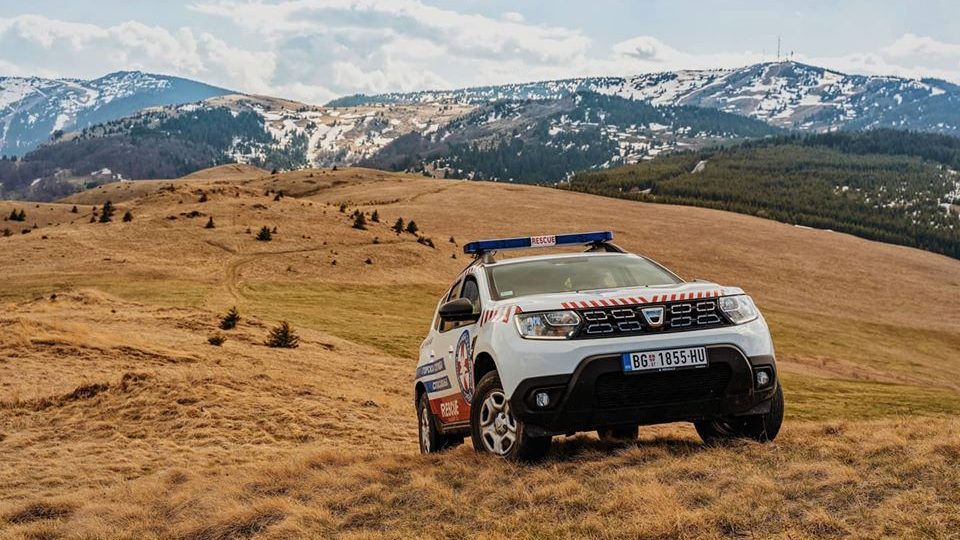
755;370;770;387
534;391;550;408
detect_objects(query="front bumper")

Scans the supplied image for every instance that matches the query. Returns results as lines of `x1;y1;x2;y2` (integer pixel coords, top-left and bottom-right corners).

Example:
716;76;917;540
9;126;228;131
509;345;778;436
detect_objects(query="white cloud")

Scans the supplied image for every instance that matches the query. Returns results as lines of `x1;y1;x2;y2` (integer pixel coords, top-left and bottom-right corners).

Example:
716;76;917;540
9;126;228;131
609;36;766;71
186;0;593;99
882;33;960;60
3;5;960;106
0;14;273;94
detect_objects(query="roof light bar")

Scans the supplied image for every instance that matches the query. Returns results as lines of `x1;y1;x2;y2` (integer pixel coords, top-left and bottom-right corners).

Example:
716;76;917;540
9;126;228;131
463;231;614;255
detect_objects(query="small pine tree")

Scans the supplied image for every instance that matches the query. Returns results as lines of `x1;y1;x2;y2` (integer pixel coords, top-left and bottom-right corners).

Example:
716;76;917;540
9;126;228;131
405;220;418;234
256;226;272;241
371;209;380;222
339;203;347;213
265;321;300;348
122;210;133;222
449;236;456;244
99;201;115;223
392;217;404;234
352;212;367;230
205;217;215;229
220;306;240;330
207;333;227;346
71;205;78;214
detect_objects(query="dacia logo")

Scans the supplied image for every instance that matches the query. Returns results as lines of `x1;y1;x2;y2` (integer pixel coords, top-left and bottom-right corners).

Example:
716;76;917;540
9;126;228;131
641;306;666;328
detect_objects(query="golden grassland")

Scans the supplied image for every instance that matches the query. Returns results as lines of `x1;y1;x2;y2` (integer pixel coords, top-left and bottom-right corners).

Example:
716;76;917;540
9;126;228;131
1;167;959;538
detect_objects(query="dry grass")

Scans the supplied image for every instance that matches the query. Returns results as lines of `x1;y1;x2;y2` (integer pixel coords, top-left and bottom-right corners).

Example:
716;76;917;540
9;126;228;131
1;166;959;538
3;420;959;539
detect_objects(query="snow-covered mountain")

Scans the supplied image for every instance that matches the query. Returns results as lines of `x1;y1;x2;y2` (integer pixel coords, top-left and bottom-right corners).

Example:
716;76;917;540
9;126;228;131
5;61;960;202
0;71;233;156
332;61;960;135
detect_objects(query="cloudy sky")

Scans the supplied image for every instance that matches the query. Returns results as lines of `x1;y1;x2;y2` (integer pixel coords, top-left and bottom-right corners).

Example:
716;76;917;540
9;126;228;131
2;0;959;104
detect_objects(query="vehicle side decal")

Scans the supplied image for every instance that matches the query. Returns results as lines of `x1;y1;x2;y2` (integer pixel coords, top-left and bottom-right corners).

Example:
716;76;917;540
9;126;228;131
415;358;445;379
429;394;470;423
424;376;452;393
453;330;475;404
501;305;519;323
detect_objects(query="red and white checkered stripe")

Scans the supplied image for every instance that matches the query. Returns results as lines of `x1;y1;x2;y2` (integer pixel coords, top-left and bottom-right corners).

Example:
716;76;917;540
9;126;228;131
559;289;721;310
479;305;523;327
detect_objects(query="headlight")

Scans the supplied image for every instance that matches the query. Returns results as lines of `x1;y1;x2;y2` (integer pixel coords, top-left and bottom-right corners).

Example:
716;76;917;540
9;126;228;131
719;295;759;324
515;310;581;339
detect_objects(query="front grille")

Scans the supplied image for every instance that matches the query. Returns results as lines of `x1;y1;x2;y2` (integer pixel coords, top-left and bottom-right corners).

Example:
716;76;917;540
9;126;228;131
574;299;729;339
594;363;732;409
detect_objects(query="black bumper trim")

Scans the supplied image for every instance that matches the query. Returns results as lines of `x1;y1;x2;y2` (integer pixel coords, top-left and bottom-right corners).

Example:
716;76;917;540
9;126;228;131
510;345;777;436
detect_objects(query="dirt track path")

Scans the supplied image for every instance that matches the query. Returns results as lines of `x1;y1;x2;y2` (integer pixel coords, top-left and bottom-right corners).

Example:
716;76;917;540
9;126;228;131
223;247;328;302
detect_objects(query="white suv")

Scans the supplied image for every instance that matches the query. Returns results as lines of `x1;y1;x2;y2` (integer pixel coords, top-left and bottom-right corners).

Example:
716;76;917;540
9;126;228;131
415;232;783;461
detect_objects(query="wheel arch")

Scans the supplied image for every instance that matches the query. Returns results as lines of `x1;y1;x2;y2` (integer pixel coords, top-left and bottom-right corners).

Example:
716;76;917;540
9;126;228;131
473;351;498;384
414;381;426;410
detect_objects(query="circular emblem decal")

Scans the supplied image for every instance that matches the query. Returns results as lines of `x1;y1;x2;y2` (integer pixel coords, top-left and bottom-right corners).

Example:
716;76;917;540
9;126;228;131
454;329;474;404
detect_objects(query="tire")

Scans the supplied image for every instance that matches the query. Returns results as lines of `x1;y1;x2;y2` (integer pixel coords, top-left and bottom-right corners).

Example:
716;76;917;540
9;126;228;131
470;372;551;462
417;393;462;454
695;384;784;444
597;425;639;442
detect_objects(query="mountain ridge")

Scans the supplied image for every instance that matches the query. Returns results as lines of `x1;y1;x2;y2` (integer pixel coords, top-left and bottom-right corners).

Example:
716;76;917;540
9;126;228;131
0;70;235;157
331;61;960;135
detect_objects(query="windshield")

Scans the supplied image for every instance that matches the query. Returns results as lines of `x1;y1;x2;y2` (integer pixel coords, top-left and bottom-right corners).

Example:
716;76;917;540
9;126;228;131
486;255;681;300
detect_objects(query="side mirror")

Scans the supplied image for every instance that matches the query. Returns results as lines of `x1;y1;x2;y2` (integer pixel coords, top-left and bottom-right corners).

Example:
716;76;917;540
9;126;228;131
439;298;479;323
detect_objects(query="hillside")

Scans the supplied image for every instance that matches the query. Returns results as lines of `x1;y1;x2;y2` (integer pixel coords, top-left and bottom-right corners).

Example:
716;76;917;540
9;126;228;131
567;130;960;259
361;92;779;182
0;95;471;201
1;167;959;537
0;91;773;201
0;71;233;157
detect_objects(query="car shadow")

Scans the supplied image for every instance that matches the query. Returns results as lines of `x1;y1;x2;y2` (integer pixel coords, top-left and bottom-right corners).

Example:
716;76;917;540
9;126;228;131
539;431;734;464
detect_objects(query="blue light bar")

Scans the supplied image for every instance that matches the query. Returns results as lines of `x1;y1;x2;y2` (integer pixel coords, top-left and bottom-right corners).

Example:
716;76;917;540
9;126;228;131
463;231;613;255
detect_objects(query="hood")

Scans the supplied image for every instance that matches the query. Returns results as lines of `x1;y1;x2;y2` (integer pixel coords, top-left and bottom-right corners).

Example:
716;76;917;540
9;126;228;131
501;282;744;313
476;282;745;328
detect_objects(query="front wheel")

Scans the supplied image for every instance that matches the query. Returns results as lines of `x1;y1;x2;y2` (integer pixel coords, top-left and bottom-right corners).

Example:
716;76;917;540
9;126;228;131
470;372;551;461
695;384;784;444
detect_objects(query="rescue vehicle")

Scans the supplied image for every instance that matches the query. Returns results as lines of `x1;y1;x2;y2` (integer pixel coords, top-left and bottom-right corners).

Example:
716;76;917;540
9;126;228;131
415;232;783;460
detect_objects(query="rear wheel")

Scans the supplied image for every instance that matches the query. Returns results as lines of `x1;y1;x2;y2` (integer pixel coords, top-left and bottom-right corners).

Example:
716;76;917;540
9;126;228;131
417;393;462;454
597;425;639;442
695;384;784;444
470;372;551;461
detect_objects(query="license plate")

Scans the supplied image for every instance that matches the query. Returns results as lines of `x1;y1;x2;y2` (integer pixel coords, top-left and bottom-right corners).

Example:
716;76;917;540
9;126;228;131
622;346;708;373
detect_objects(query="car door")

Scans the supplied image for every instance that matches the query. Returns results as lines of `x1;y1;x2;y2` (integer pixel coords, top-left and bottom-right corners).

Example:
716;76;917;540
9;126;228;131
428;273;483;427
419;278;466;424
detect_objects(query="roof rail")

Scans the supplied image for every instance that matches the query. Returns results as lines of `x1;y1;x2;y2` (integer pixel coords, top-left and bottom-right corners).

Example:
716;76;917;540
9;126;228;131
463;231;621;259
